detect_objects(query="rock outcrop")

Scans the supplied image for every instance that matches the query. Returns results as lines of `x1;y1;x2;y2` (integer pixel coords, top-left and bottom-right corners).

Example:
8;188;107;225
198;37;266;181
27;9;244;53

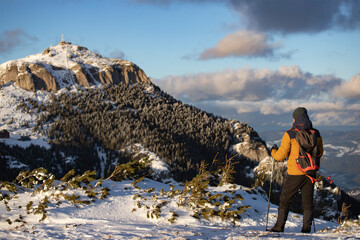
0;41;151;92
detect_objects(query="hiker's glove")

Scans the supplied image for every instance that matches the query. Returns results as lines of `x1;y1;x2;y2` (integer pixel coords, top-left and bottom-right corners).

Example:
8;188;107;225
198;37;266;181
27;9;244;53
271;144;278;151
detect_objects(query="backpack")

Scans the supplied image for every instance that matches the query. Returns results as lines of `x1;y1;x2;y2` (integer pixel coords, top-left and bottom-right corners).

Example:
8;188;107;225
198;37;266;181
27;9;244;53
288;128;321;181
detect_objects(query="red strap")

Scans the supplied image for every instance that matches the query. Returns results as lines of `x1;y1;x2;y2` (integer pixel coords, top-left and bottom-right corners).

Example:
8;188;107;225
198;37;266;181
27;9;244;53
306;174;317;183
327;176;334;184
319;170;335;185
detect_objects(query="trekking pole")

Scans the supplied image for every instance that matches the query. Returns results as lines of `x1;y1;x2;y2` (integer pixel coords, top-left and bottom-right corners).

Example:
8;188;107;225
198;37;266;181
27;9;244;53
313;210;316;232
265;156;275;231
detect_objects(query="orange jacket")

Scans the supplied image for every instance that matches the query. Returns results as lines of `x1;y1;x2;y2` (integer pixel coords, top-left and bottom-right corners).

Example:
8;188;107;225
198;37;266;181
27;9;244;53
271;131;323;175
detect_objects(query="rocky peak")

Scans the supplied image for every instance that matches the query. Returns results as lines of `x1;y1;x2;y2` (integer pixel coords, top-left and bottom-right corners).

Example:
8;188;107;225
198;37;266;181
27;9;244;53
0;42;151;92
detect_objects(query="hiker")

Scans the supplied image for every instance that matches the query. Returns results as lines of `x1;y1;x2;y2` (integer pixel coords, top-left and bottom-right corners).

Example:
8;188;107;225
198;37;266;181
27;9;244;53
270;107;323;233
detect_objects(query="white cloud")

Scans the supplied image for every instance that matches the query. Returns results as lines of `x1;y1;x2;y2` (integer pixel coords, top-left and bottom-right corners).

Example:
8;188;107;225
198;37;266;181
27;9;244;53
333;73;360;100
311;111;360;127
200;99;360;130
155;67;360;130
199;30;281;59
157;65;341;102
277;65;303;78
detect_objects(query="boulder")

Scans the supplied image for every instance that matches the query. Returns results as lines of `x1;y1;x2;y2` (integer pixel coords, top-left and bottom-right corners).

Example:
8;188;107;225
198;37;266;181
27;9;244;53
70;63;91;87
99;66;116;85
1;62;58;91
27;63;58;91
0;62;20;85
15;64;36;91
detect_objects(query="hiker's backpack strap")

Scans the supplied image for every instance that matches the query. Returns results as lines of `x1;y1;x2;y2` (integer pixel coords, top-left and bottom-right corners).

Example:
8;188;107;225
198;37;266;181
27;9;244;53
312;128;321;138
306;174;317;183
288;128;319;139
286;129;296;139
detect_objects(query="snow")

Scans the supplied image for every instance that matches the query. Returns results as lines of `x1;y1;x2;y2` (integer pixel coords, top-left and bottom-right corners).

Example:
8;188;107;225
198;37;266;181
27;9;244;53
0;42;111;70
131;143;171;178
323;144;352;158
0;82;99;150
1;177;359;239
0;82;51;149
6;156;29;169
350;141;360;155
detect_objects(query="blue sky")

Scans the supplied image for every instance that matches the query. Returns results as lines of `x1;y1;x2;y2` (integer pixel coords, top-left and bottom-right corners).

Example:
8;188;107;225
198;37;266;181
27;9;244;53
1;0;360;132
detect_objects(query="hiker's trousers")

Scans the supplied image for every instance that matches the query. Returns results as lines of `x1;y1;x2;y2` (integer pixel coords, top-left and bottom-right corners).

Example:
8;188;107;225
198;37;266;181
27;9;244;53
278;174;314;212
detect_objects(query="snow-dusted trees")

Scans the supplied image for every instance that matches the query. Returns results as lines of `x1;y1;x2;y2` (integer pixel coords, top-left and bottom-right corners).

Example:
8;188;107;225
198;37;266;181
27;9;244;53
5;82;259;182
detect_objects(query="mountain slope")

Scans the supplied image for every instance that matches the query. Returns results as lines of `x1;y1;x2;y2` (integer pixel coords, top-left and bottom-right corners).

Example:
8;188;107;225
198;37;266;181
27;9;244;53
0;81;266;183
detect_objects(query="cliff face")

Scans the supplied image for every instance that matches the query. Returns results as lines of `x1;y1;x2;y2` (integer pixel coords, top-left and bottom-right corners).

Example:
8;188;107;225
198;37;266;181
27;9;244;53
0;41;150;92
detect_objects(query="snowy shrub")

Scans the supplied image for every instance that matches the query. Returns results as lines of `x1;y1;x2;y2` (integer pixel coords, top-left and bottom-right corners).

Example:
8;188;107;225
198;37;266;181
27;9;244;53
316;215;360;235
107;155;151;181
0;168;109;224
132;160;250;225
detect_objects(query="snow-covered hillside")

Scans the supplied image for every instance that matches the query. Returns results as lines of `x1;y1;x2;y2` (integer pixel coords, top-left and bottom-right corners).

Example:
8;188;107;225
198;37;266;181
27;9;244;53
0;82;51;148
0;82;173;181
1;176;359;240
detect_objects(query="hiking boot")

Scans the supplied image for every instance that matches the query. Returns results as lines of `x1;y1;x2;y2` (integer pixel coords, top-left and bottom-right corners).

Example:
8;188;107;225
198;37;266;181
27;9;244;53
271;208;289;232
270;226;284;232
301;228;311;233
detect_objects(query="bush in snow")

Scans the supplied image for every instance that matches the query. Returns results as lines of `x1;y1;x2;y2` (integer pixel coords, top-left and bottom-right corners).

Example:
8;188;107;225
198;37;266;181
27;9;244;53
106;155;151;181
0;168;109;224
132;160;250;225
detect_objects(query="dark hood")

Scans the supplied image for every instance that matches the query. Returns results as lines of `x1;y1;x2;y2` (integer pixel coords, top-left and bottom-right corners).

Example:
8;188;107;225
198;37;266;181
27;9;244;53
292;114;313;130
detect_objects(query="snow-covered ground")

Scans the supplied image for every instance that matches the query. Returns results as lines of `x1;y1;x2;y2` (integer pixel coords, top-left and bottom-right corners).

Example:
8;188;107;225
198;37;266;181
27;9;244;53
0;82;55;153
1;176;359;240
0;40;131;74
0;82;101;149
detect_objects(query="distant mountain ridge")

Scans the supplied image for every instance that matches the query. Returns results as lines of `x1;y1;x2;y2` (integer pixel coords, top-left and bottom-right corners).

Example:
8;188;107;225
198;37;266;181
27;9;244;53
0;41;150;92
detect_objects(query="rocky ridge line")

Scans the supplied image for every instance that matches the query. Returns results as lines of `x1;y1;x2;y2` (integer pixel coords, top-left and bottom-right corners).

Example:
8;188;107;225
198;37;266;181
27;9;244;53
0;41;150;92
